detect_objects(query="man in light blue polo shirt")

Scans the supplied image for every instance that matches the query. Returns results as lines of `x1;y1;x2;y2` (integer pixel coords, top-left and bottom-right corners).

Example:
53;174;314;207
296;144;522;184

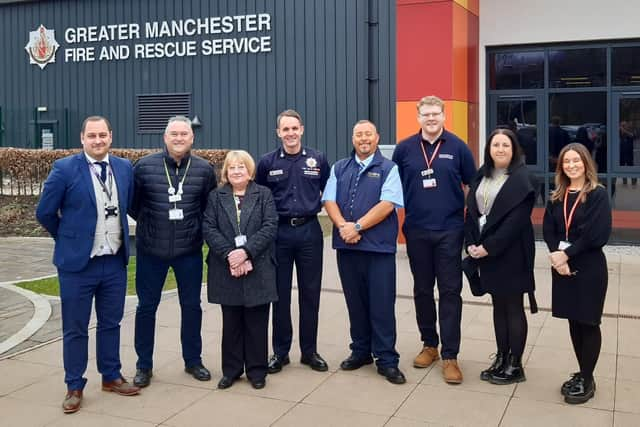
322;120;406;384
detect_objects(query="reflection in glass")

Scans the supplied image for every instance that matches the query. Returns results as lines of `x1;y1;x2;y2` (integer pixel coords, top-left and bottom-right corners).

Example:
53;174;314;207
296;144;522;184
496;99;537;165
613;47;640;86
611;177;640;210
489;52;544;90
549;93;607;173
619;99;640;177
549;48;606;88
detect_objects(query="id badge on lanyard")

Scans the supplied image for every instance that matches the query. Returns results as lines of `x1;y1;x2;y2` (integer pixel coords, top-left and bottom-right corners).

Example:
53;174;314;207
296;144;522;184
420;141;441;190
560;188;580;251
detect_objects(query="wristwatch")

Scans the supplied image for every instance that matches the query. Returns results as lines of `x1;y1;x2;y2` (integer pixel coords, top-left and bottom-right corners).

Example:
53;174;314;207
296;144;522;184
354;222;362;232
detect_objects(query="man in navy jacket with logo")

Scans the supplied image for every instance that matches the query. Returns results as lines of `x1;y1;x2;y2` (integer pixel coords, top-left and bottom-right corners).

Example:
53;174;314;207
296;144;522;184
323;120;406;384
392;96;476;384
256;109;331;374
36;116;139;414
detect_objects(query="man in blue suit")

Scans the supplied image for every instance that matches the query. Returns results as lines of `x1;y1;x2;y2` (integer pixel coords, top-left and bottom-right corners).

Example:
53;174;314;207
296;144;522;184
36;116;140;414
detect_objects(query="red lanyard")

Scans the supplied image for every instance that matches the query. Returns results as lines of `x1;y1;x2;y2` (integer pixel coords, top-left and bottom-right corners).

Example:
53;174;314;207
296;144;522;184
419;140;441;171
563;188;581;241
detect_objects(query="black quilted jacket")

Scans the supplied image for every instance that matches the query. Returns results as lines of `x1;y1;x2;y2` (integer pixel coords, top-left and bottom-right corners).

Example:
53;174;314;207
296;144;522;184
129;149;217;259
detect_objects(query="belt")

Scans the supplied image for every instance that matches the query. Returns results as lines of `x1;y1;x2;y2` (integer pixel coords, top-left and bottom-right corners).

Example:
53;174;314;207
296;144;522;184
279;216;315;227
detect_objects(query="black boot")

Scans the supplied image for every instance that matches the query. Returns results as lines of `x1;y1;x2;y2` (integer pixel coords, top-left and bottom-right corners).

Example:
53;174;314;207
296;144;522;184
564;376;595;404
489;354;526;385
480;352;507;381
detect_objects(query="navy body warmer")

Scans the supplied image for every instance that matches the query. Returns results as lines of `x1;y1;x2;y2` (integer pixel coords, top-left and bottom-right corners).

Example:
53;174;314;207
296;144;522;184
332;151;398;254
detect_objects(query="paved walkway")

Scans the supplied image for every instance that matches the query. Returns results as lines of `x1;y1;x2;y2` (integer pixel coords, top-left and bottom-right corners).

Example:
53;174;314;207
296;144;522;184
1;237;640;426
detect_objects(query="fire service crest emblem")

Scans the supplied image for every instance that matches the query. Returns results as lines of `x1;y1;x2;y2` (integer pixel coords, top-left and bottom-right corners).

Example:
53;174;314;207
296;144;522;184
25;25;60;69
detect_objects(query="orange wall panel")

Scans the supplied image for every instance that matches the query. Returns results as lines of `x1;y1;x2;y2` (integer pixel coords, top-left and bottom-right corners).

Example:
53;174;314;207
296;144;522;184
467;11;479;104
396;101;420;142
397;2;453;101
452;3;469;101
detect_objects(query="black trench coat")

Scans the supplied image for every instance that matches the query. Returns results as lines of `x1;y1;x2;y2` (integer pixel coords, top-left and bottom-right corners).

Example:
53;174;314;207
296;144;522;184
464;163;536;296
203;181;278;307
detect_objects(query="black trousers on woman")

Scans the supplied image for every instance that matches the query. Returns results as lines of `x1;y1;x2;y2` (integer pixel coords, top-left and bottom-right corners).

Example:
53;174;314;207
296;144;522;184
492;293;527;357
221;304;270;382
569;320;601;385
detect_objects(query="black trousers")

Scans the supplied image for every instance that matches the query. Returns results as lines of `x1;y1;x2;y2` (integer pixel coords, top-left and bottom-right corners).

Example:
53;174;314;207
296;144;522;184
221;304;270;382
406;228;464;359
272;218;323;357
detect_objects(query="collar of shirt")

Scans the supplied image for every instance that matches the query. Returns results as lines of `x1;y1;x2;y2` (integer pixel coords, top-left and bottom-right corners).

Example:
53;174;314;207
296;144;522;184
279;147;307;158
84;152;110;165
353;152;375;172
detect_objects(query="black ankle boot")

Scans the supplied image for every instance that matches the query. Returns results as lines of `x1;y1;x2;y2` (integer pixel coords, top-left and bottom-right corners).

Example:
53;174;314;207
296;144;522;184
564;376;595;404
480;352;507;381
489;354;526;385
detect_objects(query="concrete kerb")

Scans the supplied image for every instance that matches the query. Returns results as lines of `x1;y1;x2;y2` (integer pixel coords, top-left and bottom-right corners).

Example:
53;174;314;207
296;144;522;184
0;282;51;356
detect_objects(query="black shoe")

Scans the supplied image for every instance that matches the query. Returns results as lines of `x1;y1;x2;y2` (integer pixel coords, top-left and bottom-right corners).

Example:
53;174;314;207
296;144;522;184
340;354;374;371
217;376;237;389
133;368;152;388
300;352;329;372
267;354;290;374
377;366;406;384
564;377;595;404
489;354;526;385
185;364;212;381
480;352;506;382
251;378;266;389
561;372;581;396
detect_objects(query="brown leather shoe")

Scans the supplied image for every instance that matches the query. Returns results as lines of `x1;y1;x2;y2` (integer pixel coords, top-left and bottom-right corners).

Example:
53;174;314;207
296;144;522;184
413;346;439;368
62;389;82;414
102;377;141;396
442;359;463;384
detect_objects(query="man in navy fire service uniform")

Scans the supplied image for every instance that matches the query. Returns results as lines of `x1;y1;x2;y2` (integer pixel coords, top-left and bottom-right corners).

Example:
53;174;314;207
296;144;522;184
392;96;476;384
322;120;406;385
256;109;330;374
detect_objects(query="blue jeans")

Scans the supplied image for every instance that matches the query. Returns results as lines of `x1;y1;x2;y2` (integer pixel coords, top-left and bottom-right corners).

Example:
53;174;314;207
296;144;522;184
134;249;204;370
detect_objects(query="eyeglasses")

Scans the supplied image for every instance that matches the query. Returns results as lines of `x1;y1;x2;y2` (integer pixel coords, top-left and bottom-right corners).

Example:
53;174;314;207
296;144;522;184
418;112;442;119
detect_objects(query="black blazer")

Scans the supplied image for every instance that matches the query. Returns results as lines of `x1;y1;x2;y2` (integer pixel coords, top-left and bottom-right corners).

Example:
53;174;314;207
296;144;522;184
464;163;536;296
203;181;278;307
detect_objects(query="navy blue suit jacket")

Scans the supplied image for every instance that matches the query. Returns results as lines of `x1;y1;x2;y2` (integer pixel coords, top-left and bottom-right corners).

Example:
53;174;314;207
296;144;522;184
36;152;134;272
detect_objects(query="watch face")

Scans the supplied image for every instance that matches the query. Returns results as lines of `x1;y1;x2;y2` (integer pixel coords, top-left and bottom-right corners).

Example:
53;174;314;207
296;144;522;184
355;223;362;231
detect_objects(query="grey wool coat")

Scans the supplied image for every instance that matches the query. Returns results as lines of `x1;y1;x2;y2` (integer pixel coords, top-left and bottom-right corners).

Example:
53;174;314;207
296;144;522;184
203;181;278;307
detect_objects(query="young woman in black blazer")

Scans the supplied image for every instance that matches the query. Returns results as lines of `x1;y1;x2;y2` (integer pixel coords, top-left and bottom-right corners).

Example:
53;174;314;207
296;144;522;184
543;143;612;405
464;128;536;385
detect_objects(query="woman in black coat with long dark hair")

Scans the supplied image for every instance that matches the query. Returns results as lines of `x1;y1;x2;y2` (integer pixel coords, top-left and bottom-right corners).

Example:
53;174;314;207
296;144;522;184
464;128;536;385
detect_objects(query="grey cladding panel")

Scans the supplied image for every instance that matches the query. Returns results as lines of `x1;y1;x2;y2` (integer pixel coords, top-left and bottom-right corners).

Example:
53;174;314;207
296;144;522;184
0;0;395;162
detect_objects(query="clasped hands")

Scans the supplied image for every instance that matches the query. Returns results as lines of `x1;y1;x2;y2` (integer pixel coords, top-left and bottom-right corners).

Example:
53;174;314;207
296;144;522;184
549;250;572;276
338;222;361;244
467;244;488;259
227;248;253;277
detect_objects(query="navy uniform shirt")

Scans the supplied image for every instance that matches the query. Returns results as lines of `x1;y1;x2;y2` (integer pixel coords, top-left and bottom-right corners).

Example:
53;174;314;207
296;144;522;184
392;129;477;231
256;146;330;217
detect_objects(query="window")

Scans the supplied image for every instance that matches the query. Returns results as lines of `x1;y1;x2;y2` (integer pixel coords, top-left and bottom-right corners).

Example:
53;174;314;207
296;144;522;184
489;51;544;90
548;48;606;88
612;46;640;86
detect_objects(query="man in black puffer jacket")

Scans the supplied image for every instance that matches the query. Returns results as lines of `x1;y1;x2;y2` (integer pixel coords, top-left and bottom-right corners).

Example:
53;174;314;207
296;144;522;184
129;115;217;387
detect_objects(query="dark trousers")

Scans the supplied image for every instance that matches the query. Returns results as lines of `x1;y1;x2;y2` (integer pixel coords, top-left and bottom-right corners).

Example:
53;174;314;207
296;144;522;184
59;253;127;391
272;218;323;357
221;304;270;382
406;228;463;359
135;249;203;370
336;250;399;368
492;293;527;357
